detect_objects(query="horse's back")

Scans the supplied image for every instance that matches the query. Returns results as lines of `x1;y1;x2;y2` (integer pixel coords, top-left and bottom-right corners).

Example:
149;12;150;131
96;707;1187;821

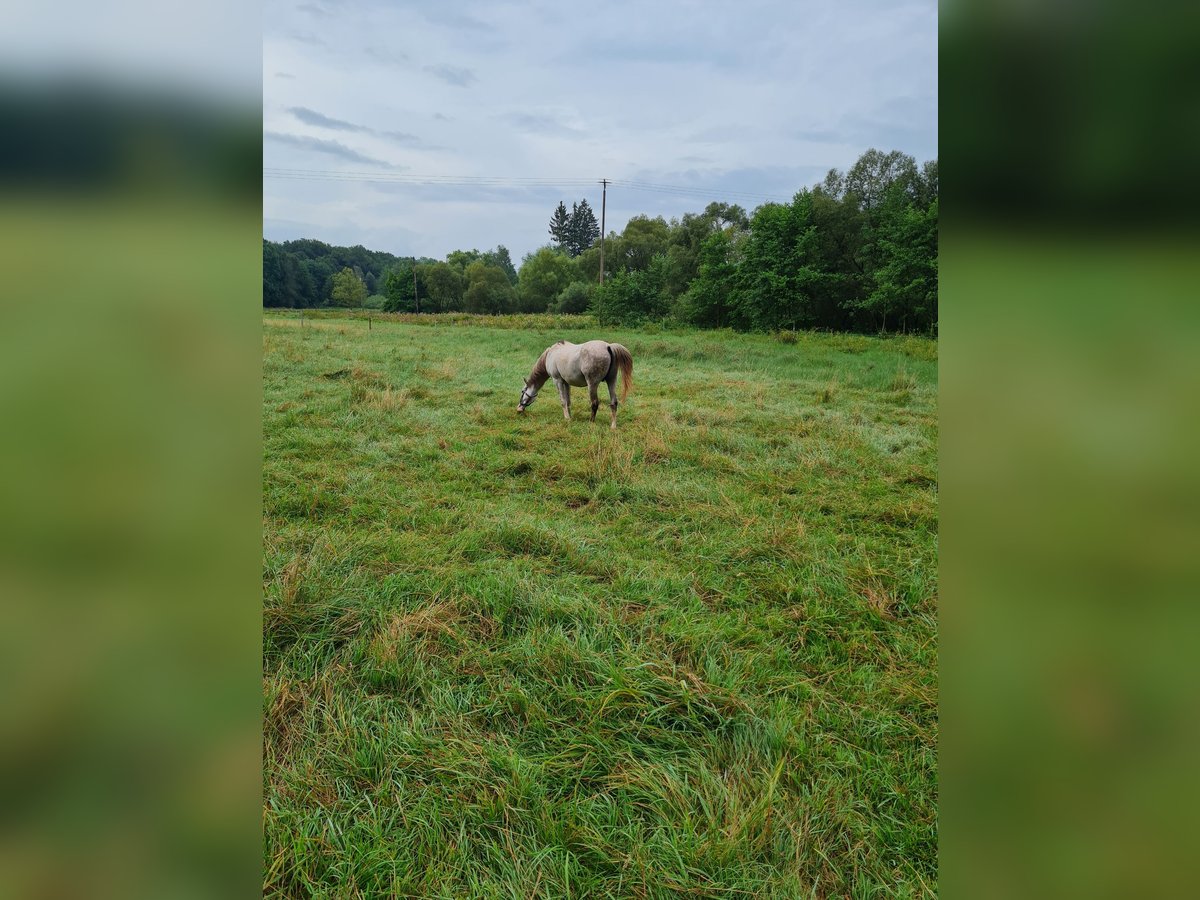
547;339;614;385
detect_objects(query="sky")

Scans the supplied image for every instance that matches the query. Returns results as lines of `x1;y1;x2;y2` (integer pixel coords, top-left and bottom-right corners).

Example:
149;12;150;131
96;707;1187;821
263;0;937;262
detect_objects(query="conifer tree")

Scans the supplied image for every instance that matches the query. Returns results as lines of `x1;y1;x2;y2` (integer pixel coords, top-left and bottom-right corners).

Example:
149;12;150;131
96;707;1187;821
548;202;570;251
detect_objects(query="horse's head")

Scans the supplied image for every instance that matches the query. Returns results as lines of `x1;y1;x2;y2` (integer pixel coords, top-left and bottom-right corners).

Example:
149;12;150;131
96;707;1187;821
517;379;539;414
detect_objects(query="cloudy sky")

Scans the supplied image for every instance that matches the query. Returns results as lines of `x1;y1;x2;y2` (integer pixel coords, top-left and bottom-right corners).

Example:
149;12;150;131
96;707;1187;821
264;0;936;261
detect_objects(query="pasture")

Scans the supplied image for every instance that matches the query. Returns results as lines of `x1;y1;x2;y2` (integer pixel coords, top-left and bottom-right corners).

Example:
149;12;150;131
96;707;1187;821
263;310;938;897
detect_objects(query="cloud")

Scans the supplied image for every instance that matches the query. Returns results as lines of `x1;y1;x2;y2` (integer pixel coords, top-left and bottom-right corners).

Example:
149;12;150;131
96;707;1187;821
363;46;409;66
791;128;843;144
419;6;490;32
283;29;328;48
295;2;334;17
289;106;368;133
287;107;424;146
500;112;583;137
263;0;937;259
424;64;477;87
264;131;403;169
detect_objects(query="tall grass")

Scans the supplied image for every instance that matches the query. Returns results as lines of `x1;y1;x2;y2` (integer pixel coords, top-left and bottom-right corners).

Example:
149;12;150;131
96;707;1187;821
263;310;938;897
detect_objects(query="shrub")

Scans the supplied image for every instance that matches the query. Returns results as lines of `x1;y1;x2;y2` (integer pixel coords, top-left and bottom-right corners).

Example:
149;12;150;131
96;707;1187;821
591;259;670;326
554;281;593;314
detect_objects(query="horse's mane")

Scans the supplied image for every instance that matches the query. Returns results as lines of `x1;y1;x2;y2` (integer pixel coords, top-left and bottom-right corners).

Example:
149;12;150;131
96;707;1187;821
528;342;565;385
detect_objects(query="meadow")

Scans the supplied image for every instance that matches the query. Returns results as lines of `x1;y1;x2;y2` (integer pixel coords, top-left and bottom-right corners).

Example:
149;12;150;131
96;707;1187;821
263;310;938;898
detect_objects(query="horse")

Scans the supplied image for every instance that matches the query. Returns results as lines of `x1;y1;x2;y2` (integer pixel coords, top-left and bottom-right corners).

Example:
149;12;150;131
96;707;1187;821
517;340;633;429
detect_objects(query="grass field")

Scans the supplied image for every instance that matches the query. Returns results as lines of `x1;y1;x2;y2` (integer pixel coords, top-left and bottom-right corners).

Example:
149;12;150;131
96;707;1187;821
263;310;938;898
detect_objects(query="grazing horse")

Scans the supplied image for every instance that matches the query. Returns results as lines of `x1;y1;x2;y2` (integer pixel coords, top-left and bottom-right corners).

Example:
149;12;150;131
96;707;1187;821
517;340;633;429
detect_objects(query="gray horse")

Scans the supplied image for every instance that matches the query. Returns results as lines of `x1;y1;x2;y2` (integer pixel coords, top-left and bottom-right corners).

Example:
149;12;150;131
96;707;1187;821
517;340;633;429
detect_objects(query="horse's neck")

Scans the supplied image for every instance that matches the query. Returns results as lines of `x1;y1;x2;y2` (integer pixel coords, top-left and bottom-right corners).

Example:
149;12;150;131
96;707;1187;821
528;349;552;388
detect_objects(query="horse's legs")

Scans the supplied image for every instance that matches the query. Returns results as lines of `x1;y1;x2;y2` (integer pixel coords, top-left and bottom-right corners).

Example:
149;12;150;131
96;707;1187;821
555;378;571;420
606;373;619;429
588;380;600;422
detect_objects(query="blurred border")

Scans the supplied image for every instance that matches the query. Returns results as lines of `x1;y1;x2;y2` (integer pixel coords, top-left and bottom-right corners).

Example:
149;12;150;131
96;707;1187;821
942;1;1200;896
0;15;261;898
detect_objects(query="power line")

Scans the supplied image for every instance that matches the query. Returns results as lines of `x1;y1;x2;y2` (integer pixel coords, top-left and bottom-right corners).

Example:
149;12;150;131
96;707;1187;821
262;167;791;203
262;168;596;186
609;179;790;203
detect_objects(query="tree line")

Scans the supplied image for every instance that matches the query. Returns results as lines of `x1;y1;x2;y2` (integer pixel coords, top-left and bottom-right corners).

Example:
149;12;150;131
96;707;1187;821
262;148;937;333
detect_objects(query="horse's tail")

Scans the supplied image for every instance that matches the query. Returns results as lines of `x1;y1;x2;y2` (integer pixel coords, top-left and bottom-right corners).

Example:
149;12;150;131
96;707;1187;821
609;343;633;403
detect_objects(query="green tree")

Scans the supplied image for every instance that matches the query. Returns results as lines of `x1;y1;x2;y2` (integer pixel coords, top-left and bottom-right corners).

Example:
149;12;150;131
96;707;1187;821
554;281;592;314
516;247;579;312
382;261;419;312
263;240;285;307
846;148;919;212
609;215;670;274
419;261;464;312
916;159;938;207
575;245;603;283
858;195;938;332
567;199;600;256
548;202;571;251
446;249;483;272
661;203;750;302
728;194;827;332
677;229;739;328
330;266;368;307
463;261;516;314
482;245;518;283
302;257;335;307
591;256;670;326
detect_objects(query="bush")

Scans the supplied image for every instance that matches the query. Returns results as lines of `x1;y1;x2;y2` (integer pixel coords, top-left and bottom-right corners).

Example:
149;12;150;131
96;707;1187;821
554;281;593;314
364;294;387;310
591;261;670;326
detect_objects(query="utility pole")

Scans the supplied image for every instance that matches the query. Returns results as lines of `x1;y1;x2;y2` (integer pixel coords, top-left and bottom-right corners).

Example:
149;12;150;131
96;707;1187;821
412;263;420;314
599;178;608;285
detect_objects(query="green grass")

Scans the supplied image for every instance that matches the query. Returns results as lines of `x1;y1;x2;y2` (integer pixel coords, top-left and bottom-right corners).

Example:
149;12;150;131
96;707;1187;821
263;310;938;898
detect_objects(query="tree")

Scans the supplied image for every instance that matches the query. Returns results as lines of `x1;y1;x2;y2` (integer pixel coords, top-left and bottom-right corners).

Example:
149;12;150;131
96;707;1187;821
549;202;571;251
463;261;516;314
283;254;318;307
611;215;670;273
330;266;368;307
915;159;938;208
845;148;919;212
263;241;285;307
264;237;404;309
483;245;518;283
419;261;464;312
592;256;671;326
516;247;579;312
677;229;739;328
382;261;419;312
262;147;936;334
301;257;335;307
446;249;483;271
567;199;600;256
554;281;592;314
575;245;603;283
858;195;938;332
